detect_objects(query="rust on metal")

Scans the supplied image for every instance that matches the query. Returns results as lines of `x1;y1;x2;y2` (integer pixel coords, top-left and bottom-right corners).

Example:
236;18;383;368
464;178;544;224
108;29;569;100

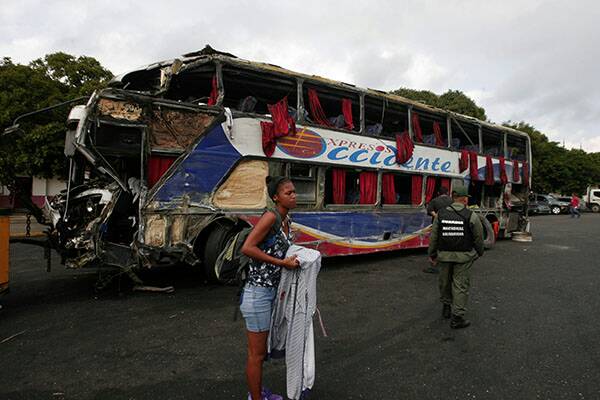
149;109;215;150
97;98;143;121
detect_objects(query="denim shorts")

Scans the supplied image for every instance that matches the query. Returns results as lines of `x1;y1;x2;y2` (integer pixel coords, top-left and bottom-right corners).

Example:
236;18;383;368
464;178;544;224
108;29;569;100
240;284;277;332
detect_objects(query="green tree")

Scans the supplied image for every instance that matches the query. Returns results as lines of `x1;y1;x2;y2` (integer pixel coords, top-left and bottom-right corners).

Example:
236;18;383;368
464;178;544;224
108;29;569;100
390;87;486;120
0;53;112;215
438;90;486;121
391;88;439;107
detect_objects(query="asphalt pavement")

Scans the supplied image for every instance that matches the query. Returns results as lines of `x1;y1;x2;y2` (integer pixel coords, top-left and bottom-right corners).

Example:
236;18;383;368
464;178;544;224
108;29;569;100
1;214;599;400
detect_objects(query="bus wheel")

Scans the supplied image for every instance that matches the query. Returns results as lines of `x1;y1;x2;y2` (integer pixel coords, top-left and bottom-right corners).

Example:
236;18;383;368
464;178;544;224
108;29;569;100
201;222;235;282
480;216;496;250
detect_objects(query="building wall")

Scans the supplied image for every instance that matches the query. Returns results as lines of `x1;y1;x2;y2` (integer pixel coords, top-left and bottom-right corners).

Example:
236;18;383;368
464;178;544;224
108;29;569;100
0;185;11;208
31;177;66;207
0;177;66;209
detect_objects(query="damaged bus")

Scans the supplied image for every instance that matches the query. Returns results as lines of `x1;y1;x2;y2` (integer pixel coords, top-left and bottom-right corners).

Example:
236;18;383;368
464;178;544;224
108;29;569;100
43;46;531;281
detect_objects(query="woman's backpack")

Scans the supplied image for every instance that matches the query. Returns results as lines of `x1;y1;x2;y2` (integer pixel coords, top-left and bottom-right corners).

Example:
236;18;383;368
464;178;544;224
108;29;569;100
214;209;283;286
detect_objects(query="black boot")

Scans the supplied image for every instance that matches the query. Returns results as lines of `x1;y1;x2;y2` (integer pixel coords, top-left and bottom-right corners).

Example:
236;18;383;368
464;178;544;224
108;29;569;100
442;304;451;319
450;314;471;329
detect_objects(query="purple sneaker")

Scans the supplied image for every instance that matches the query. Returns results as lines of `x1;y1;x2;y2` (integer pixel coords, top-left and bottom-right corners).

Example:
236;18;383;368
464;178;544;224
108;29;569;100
246;387;283;400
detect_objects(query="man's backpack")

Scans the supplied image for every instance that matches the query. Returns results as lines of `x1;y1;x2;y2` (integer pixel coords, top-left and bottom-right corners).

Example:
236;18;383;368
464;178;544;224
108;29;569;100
214;209;283;286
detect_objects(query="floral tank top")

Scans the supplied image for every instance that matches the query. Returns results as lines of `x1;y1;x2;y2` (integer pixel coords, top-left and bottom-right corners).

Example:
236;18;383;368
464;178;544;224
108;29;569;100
246;214;292;288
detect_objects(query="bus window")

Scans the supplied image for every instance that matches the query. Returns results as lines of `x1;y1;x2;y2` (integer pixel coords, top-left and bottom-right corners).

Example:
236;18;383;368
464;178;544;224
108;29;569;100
363;96;409;139
288;163;317;205
412;109;447;147
222;67;298;116
381;172;419;206
303;84;360;132
268;161;317;206
164;63;216;103
468;180;484;206
450;119;479;152
483;183;503;208
482;127;504;157
507;134;527;161
92;123;143;182
324;167;376;205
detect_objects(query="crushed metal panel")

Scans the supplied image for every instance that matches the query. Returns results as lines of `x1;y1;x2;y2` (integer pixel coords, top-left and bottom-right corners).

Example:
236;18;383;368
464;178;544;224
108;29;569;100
149;109;215;151
213;160;268;209
170;215;186;245
97;98;143;121
144;215;166;247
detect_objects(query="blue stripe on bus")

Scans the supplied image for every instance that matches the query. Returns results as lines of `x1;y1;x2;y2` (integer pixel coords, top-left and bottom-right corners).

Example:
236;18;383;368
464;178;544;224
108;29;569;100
291;211;430;241
154;124;241;203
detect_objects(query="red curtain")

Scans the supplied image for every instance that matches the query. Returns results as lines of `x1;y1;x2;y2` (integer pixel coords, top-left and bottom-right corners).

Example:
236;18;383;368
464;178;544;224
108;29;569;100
148;155;176;188
425;177;437;203
342;98;354;130
523;161;529;187
261;97;296;157
261;121;276;157
332;169;346;204
469;151;479;181
395;131;414;164
440;178;451;193
382;174;396;205
208;75;218;106
513;160;520;182
308;89;333;127
411;112;423;142
268;96;296;136
433;121;445;147
499;156;508;184
411;175;423;205
459;150;469;173
359;171;377;204
485;155;494;186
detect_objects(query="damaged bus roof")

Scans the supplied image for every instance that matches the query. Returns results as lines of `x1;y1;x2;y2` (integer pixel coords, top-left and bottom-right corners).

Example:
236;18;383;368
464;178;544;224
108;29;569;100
109;45;529;140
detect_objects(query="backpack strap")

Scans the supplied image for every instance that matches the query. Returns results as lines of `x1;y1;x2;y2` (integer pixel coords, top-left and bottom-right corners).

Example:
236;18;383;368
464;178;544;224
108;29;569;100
266;207;287;236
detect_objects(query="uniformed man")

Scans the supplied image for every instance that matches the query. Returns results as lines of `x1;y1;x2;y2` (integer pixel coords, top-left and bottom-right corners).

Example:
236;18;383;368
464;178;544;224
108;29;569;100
426;186;453;219
428;186;484;329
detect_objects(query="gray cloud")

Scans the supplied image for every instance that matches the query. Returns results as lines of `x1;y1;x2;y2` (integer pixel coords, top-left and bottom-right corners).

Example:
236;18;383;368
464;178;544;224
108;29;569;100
2;0;600;150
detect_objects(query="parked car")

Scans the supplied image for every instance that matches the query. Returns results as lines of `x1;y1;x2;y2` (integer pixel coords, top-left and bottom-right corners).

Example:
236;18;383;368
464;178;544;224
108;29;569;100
527;202;551;215
528;193;568;215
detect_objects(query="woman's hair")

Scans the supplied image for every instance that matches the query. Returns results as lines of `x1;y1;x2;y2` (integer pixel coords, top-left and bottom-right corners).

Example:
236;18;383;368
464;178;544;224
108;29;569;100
266;176;291;200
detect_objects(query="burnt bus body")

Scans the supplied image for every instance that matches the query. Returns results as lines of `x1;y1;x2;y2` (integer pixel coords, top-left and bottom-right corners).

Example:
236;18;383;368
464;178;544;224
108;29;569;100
46;46;531;279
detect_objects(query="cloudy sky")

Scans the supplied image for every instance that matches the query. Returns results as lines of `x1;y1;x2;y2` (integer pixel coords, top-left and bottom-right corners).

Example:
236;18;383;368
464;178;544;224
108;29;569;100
2;0;600;151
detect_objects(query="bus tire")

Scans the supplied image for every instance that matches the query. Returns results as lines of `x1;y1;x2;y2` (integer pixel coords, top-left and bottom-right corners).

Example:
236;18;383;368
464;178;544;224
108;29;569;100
480;216;496;250
201;221;235;282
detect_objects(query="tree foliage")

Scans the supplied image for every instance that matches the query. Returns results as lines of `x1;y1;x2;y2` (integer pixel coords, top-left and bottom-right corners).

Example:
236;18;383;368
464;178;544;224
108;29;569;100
0;53;112;191
504;121;600;195
391;88;487;120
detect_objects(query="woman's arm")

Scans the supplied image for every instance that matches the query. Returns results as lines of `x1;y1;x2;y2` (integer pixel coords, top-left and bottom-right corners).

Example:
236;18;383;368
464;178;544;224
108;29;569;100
241;211;299;269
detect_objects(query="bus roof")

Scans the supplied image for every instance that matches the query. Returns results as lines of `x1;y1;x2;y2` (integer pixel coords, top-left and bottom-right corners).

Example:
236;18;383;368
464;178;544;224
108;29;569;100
110;45;530;140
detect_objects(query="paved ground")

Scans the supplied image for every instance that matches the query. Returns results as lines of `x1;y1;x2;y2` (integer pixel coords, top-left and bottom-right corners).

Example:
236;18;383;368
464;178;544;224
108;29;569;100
1;214;599;400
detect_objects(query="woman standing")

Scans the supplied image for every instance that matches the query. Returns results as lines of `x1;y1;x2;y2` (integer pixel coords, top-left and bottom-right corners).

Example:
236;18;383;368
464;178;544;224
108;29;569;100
240;176;299;400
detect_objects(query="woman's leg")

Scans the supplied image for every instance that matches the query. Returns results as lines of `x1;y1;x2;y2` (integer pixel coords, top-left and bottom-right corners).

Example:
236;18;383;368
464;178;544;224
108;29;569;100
246;330;269;400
